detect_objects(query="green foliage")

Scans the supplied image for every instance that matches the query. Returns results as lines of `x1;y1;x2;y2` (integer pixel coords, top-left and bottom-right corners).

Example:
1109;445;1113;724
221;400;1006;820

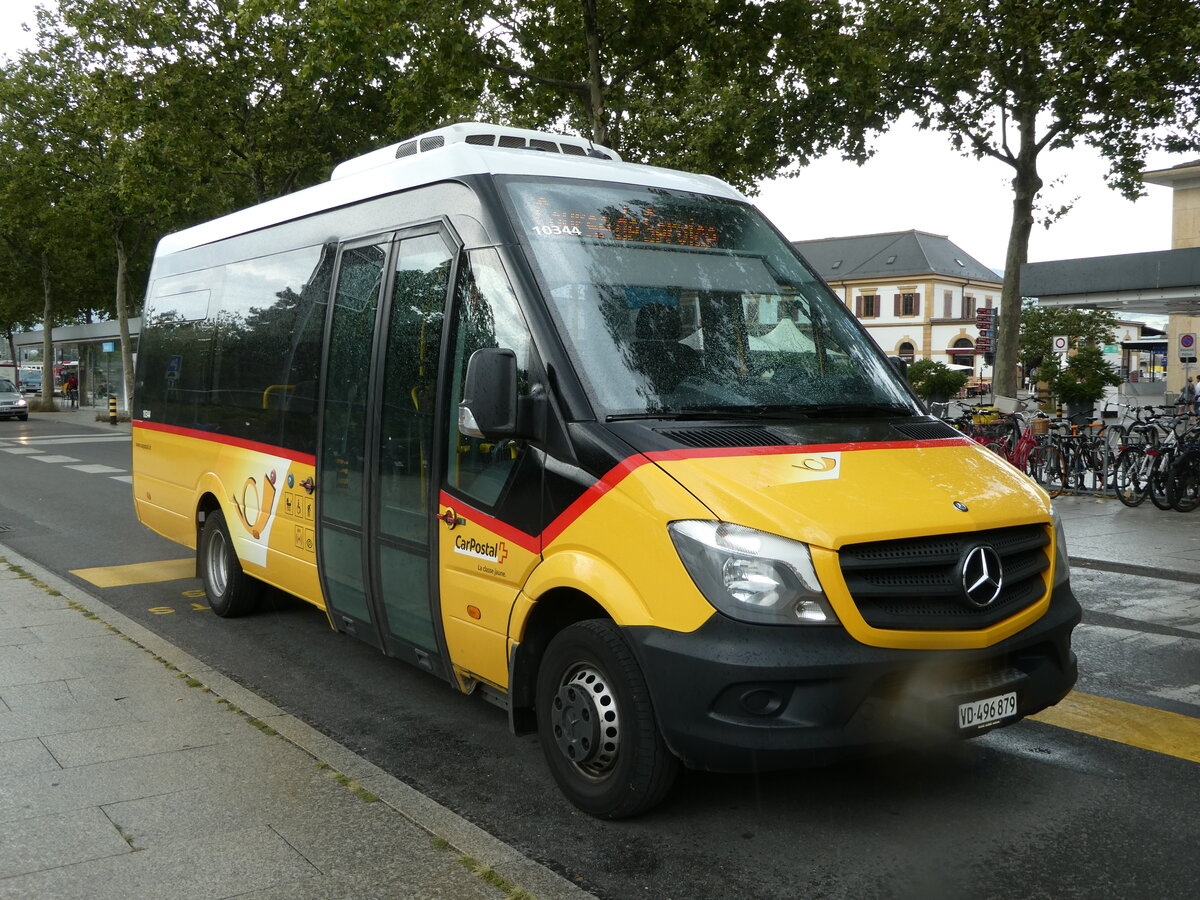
469;0;870;191
1018;300;1119;374
907;358;969;400
861;0;1200;398
1050;344;1122;405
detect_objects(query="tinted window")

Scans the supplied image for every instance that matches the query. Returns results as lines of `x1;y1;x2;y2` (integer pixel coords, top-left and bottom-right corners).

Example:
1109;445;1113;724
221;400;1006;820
137;245;333;452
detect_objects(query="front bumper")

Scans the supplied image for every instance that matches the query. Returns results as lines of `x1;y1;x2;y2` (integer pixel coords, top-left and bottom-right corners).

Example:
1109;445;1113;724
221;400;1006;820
625;581;1081;772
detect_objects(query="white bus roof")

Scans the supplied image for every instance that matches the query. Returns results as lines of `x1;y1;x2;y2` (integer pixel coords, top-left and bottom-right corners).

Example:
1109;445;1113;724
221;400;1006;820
155;122;747;257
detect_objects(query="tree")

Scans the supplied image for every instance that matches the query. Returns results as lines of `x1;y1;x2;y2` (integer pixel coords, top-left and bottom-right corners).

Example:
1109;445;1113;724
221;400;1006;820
1017;299;1118;376
907;358;969;401
33;0;460;407
0;49;107;409
1049;343;1122;408
862;0;1200;399
467;0;875;191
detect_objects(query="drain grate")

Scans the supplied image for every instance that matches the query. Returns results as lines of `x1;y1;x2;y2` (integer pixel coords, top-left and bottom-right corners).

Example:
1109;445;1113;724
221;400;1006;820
0;524;12;533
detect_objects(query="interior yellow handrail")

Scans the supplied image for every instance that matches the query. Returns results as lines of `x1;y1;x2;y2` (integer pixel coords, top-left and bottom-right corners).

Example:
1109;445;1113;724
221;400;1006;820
262;384;295;409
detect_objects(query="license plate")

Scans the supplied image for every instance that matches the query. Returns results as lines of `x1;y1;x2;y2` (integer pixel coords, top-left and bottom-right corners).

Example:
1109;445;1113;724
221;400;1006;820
957;692;1018;730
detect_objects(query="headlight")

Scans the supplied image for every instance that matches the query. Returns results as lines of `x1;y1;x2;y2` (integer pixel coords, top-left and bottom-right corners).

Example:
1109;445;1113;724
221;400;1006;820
15;398;26;408
668;520;837;625
1051;507;1070;586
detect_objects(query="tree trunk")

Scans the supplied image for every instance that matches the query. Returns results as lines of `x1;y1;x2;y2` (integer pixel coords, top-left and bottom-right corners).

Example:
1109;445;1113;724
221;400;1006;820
40;253;54;409
581;0;608;146
5;330;17;387
993;113;1042;400
114;229;135;412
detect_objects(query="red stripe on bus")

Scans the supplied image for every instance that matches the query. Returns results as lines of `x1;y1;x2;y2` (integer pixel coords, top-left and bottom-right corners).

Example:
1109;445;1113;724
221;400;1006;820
438;489;541;555
132;420;317;466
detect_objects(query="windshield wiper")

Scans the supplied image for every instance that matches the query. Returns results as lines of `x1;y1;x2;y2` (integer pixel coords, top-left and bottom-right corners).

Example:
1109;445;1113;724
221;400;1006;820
793;402;916;417
607;407;786;422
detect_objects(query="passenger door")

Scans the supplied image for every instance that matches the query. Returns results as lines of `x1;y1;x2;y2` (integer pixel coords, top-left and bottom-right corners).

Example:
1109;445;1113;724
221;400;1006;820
316;227;456;676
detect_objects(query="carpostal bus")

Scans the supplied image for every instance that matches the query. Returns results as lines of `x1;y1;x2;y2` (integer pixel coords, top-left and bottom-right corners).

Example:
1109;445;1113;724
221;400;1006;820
132;122;1080;818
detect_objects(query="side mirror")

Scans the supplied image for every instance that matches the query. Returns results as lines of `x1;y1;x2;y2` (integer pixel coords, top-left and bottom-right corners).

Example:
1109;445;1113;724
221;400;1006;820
459;348;518;438
888;356;909;379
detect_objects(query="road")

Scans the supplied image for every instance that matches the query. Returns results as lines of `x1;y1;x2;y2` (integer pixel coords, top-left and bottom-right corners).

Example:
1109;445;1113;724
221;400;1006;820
2;413;1198;899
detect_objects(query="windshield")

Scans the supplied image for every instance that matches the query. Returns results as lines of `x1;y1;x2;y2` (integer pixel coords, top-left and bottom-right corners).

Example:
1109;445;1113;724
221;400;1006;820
0;379;15;392
502;178;919;419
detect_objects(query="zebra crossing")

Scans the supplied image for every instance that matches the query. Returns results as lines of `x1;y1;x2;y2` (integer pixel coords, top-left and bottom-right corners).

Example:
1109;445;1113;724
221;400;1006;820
0;432;133;483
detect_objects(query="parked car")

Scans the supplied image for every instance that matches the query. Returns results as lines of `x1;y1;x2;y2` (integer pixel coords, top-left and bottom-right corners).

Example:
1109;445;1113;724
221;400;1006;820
0;378;29;420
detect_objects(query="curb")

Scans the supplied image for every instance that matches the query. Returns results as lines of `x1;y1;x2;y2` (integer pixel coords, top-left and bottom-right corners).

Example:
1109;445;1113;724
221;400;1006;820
0;542;594;900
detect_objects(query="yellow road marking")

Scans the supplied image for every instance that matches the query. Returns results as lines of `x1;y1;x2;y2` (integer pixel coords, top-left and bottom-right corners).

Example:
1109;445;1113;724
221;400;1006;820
70;558;195;588
1032;690;1200;764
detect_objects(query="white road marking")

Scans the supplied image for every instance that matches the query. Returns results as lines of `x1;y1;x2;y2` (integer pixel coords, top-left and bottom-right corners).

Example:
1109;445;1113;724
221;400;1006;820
66;464;127;475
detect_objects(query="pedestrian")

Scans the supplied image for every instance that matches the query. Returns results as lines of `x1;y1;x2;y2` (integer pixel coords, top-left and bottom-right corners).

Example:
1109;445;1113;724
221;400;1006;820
1178;377;1196;416
64;373;78;408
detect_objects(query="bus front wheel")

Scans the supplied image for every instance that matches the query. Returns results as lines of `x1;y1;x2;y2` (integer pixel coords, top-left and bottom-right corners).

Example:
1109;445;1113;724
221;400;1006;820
199;510;261;618
536;619;679;818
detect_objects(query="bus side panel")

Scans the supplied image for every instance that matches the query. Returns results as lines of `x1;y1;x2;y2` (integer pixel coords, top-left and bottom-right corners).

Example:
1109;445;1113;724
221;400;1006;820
132;425;205;549
131;424;325;610
518;463;717;633
215;445;323;610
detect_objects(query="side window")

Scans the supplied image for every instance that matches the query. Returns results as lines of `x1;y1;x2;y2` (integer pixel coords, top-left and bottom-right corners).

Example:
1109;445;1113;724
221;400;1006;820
377;233;453;539
321;241;389;525
445;248;533;507
206;244;329;449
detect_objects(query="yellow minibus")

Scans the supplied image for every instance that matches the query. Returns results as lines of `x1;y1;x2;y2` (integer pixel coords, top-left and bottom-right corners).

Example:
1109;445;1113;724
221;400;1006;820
132;122;1079;817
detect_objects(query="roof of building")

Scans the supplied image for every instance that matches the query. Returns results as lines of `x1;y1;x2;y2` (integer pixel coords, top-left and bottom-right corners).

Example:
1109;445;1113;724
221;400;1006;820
792;229;1001;285
1142;159;1200;189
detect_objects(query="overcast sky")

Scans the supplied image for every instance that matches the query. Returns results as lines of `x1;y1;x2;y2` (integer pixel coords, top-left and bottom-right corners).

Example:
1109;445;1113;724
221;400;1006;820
1;1;1188;272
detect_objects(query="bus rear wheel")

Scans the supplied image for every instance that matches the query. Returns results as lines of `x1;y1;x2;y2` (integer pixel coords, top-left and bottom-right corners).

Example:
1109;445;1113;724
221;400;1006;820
536;620;679;818
199;509;261;617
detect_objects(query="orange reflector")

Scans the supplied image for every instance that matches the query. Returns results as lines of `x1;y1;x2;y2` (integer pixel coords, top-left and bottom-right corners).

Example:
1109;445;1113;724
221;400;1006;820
467;605;482;620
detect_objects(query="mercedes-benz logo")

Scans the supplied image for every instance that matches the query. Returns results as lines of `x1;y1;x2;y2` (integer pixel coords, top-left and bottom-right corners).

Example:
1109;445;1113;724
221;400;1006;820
959;545;1003;608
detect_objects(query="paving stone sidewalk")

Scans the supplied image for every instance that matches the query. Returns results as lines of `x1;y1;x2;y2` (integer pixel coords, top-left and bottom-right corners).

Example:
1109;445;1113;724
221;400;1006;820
0;548;590;900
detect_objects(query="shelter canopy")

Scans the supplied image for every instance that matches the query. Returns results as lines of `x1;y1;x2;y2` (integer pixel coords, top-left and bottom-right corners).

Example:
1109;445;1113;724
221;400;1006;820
1020;247;1200;315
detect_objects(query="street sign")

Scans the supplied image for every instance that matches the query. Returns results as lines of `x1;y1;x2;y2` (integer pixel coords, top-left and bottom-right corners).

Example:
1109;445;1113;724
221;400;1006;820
975;338;993;351
1180;332;1197;363
1052;335;1069;354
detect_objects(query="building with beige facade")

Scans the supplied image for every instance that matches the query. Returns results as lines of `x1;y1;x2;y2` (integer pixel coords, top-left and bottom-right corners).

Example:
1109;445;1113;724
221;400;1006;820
793;230;999;378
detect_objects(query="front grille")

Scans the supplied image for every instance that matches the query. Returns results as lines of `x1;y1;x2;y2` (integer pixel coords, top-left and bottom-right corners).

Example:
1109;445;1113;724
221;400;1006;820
838;525;1050;630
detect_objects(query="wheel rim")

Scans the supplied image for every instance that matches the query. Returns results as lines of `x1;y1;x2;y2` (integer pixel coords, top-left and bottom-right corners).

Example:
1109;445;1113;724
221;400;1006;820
550;663;621;778
205;527;230;597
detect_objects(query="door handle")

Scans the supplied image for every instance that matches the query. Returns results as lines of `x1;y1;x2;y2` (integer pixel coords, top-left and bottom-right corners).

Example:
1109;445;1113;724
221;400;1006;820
436;507;466;529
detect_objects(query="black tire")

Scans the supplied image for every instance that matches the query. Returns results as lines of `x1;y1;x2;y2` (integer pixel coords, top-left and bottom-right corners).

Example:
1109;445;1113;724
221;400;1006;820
536;619;679;818
984;441;1008;460
1023;443;1047;481
1113;447;1148;508
1039;445;1066;498
199;509;261;617
1168;451;1200;512
1148;448;1176;511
